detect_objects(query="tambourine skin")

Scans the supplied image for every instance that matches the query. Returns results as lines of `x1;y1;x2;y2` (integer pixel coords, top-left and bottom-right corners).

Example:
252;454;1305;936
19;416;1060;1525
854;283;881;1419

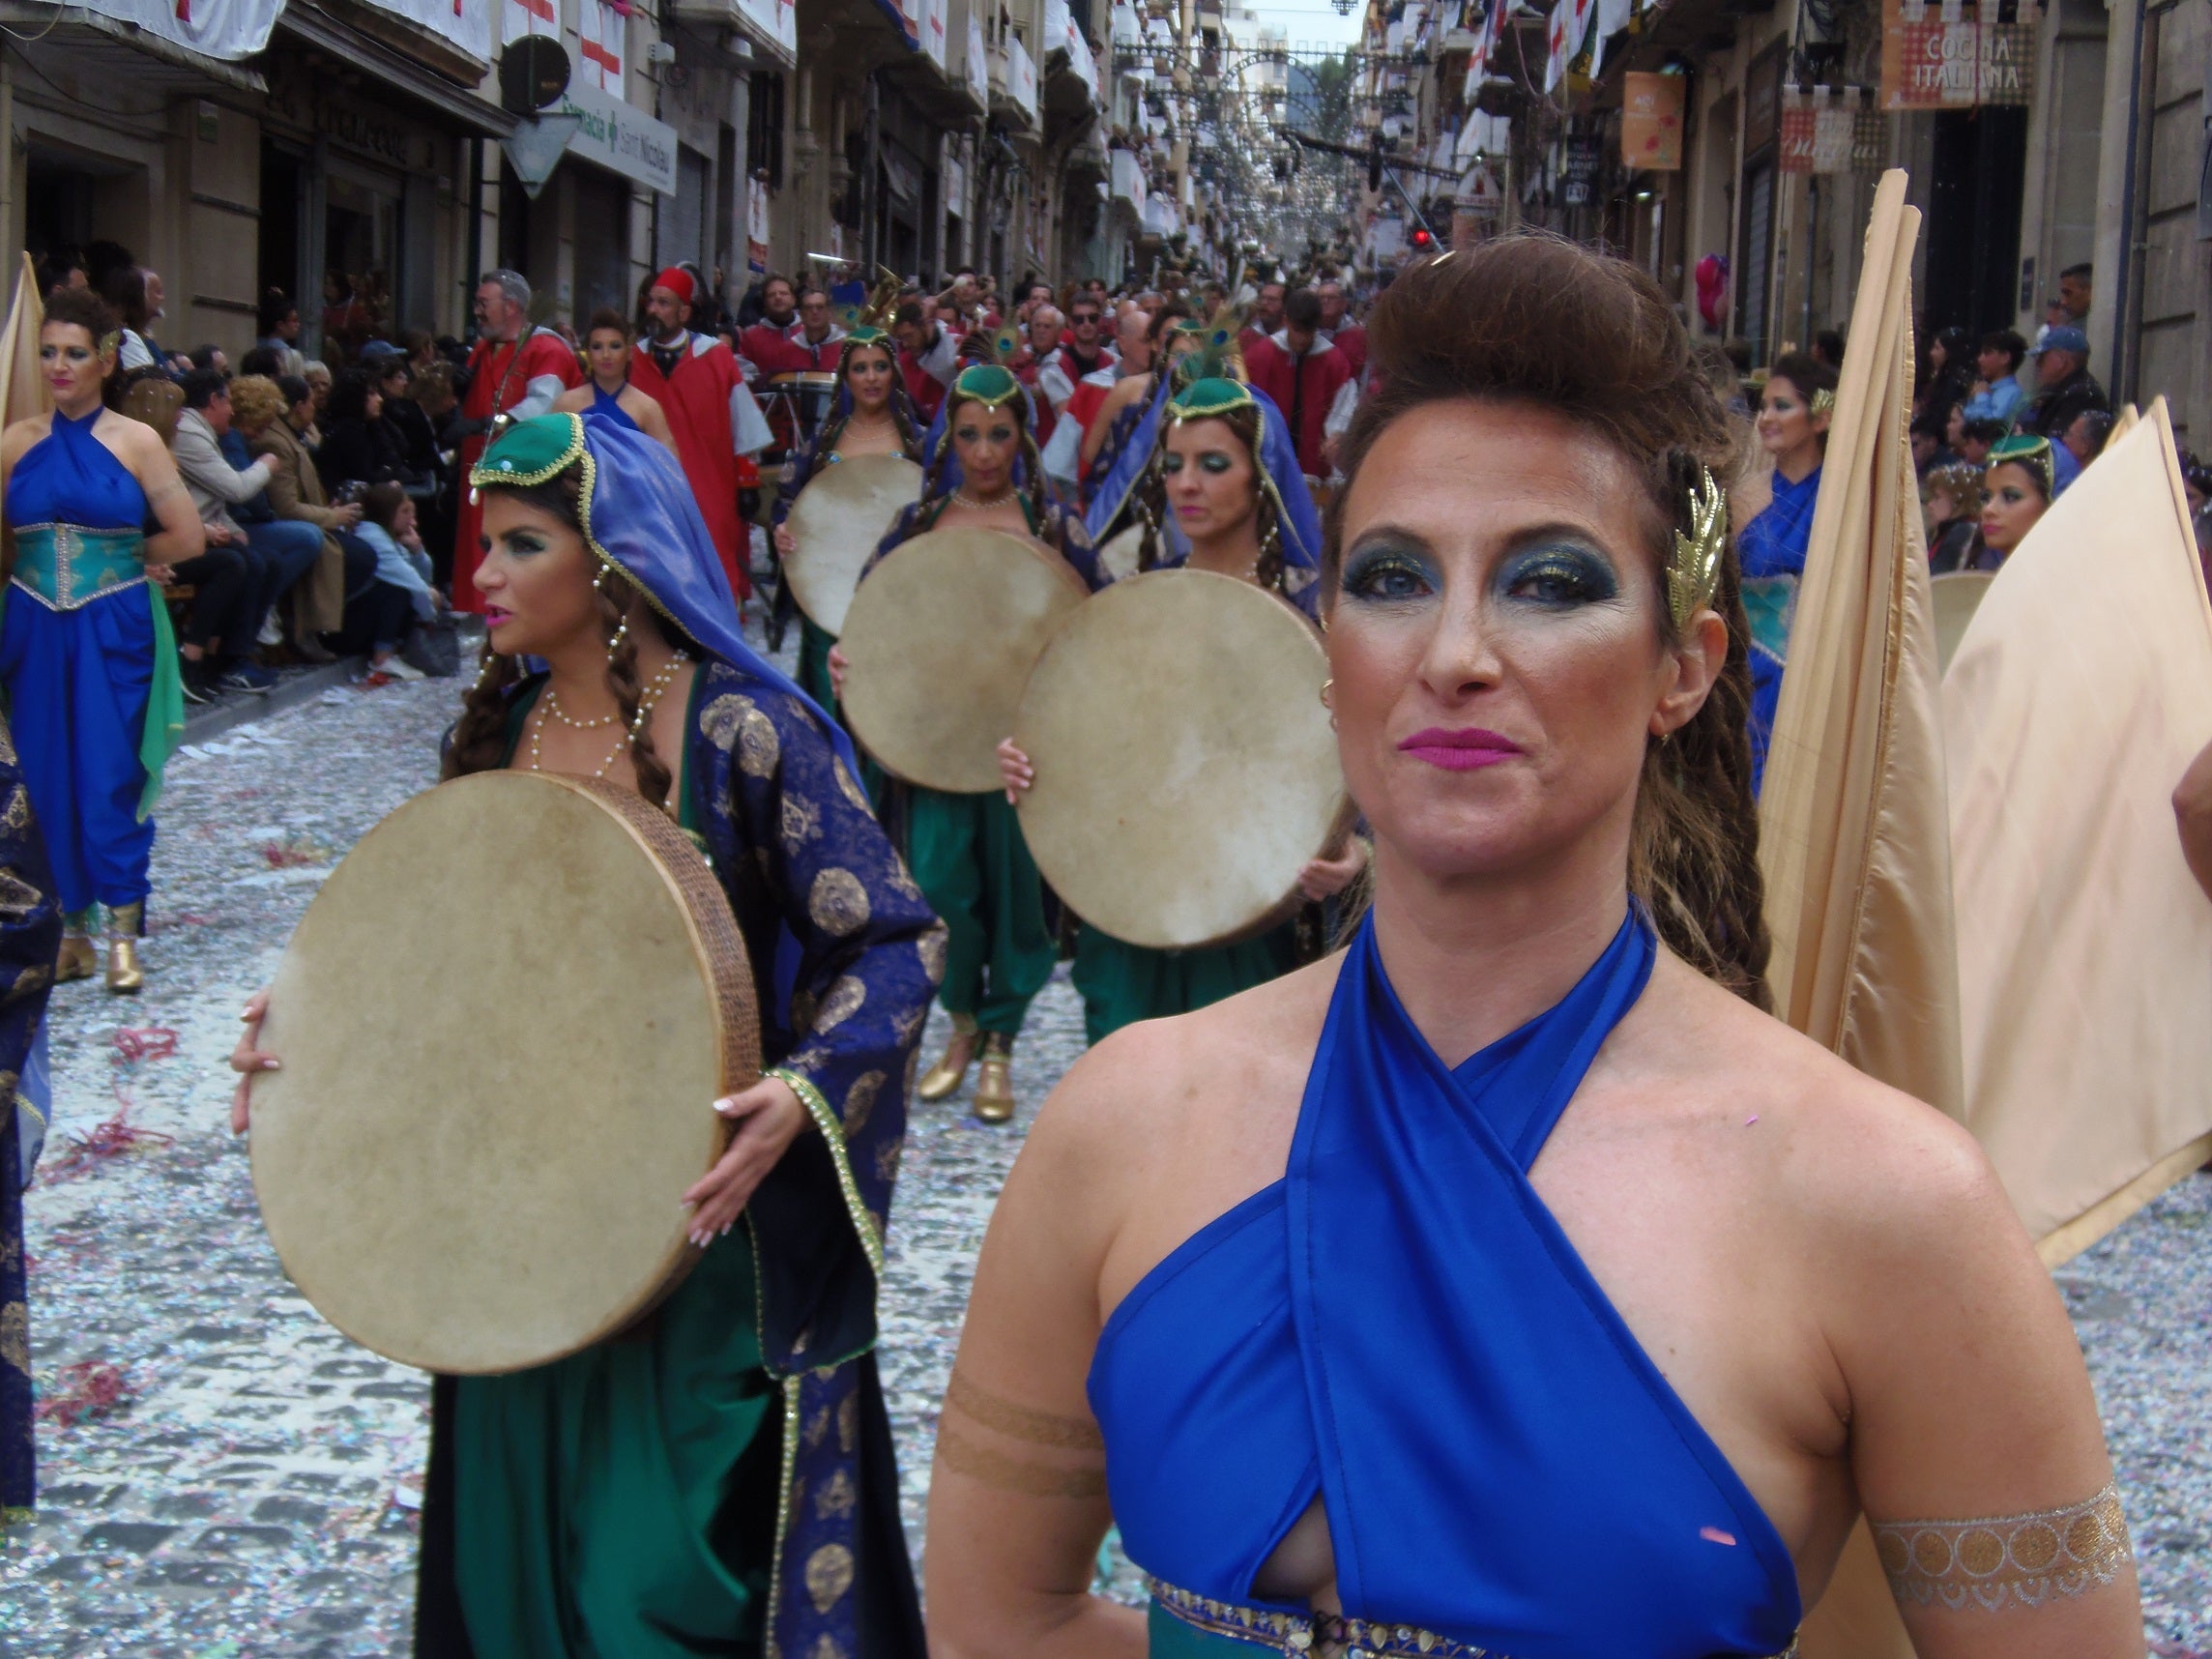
838;527;1091;794
783;453;923;635
1013;568;1351;950
1931;569;1995;677
250;771;760;1375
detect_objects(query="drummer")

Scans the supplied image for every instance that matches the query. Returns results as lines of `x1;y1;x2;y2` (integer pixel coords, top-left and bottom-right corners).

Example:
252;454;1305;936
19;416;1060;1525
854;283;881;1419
1000;378;1365;1043
830;364;1109;1122
550;307;677;453
231;411;942;1659
771;326;925;714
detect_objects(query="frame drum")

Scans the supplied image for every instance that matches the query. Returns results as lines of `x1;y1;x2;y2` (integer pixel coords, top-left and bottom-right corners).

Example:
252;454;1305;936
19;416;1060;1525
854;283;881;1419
782;453;923;635
1932;569;1995;676
1013;569;1349;950
839;527;1091;794
770;370;841;438
250;771;759;1375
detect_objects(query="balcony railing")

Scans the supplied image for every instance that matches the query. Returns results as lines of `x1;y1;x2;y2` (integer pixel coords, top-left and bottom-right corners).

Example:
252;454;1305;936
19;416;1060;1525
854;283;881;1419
990;31;1038;124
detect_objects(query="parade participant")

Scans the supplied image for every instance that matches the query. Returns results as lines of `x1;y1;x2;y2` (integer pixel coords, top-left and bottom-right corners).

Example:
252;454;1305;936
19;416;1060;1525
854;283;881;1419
999;377;1361;1042
449;270;582;612
0;288;196;992
1237;278;1285;356
1736;349;1835;791
771;326;925;712
786;286;848;371
0;710;59;1528
1976;432;2056;566
830;364;1108;1121
1316;277;1366;382
1080;305;1190;484
1243;289;1355;480
1035;294;1116;420
927;234;2139;1659
231;410;940;1659
1044;306;1152;492
551;307;676;451
738;274;804;377
628;266;775;602
892;300;960;421
1018;305;1064;446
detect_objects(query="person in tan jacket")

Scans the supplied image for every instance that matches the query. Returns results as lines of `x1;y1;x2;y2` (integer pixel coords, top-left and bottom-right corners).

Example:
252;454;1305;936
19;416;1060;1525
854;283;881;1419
230;373;360;662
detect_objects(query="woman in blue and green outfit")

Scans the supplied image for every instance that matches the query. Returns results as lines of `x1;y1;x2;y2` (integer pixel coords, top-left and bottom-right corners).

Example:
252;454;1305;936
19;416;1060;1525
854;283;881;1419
771;325;924;714
999;378;1364;1044
0;285;196;994
234;410;941;1659
831;364;1108;1121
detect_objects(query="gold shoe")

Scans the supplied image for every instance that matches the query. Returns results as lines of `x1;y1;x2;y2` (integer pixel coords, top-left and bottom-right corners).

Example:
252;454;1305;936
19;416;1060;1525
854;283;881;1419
916;1013;978;1102
55;934;98;983
105;901;145;995
974;1033;1015;1123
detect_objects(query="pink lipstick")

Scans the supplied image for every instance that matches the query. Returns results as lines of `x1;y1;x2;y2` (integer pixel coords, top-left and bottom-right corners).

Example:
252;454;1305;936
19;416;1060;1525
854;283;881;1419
1398;726;1523;771
483;606;513;628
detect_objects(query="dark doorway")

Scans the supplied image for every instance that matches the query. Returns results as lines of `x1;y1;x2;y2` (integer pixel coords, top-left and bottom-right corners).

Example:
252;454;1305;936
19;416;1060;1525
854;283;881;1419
259;141;306;323
1921;106;2029;336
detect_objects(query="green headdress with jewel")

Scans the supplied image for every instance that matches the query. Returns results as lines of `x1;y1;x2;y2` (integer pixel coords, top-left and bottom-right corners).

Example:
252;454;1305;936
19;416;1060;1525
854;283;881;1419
947;363;1024;409
1987;432;2055;499
1167;377;1257;422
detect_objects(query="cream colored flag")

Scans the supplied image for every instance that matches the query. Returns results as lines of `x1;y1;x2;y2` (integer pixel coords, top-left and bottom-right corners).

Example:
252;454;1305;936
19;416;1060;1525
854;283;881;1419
0;253;47;489
1943;397;2212;1261
1759;168;1955;1659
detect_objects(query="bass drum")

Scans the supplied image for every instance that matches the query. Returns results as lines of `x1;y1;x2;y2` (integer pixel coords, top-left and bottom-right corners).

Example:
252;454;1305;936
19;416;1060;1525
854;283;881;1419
782;453;923;635
1013;569;1349;949
838;527;1091;794
250;771;759;1375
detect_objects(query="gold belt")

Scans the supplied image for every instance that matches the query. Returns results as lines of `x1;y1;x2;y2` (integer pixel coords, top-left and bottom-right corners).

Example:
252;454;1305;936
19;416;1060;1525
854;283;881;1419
1147;1576;1800;1659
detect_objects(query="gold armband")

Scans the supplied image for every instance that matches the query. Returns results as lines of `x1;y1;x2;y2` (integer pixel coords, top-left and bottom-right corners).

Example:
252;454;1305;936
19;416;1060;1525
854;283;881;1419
1873;1482;2130;1612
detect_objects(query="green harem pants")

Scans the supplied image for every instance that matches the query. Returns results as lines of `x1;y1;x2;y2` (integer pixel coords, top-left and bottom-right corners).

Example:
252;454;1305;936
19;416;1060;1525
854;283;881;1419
1070;919;1302;1047
905;786;1055;1038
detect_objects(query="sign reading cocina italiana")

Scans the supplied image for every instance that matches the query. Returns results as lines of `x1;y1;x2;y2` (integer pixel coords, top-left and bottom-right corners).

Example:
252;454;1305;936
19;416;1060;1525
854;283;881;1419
555;79;679;195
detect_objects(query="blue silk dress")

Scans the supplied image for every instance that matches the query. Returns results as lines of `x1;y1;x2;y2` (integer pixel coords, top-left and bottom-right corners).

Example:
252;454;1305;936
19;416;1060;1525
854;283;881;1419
0;406;185;925
588;381;641;431
1736;466;1821;796
1090;910;1804;1657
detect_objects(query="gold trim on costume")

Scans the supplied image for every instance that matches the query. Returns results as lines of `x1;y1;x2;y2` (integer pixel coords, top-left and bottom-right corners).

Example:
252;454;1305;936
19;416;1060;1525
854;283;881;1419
765;1372;803;1659
1871;1481;2131;1613
765;1065;886;1277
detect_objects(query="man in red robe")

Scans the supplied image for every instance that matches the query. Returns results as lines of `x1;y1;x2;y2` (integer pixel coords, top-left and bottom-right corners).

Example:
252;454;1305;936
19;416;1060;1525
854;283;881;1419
451;269;583;611
1318;278;1368;384
629;267;773;601
739;274;809;456
1244;289;1355;480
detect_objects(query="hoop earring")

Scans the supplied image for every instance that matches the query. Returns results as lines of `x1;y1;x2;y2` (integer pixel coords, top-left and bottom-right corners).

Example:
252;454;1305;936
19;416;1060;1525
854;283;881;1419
1319;678;1332;706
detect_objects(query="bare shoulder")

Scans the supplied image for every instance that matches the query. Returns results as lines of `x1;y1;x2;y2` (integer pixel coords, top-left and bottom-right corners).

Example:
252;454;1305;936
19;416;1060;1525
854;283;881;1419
1;414;50;470
551;385;591;413
1631;954;2020;1278
97;408;167;465
1017;953;1338;1230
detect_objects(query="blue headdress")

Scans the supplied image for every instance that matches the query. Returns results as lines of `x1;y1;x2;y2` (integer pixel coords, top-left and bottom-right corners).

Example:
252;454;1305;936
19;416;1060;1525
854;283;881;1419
472;411;859;773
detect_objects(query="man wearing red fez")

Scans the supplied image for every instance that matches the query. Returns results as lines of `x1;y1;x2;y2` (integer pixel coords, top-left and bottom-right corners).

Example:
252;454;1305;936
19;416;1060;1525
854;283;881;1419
451;268;584;611
629;266;774;600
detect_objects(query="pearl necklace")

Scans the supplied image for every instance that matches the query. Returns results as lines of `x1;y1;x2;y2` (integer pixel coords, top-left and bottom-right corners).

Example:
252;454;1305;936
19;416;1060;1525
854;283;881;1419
953;487;1016;511
529;652;689;778
541;687;619;731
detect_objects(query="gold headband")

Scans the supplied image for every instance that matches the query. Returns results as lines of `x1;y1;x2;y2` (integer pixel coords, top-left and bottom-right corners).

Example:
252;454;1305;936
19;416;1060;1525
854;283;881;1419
1668;464;1728;630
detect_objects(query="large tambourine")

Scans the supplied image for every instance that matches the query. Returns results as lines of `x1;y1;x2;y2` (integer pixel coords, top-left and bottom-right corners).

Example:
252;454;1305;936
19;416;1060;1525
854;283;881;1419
250;771;759;1375
782;453;923;635
1012;569;1349;949
839;527;1091;793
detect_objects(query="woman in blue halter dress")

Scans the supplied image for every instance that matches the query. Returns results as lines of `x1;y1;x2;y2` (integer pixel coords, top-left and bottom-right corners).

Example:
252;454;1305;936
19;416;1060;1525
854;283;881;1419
552;308;677;453
1735;351;1835;795
0;286;198;993
924;243;2139;1657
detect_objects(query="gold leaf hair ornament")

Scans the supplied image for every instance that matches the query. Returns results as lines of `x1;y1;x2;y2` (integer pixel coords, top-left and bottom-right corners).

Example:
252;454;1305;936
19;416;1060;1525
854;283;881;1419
98;331;122;359
1669;462;1728;631
1810;387;1837;419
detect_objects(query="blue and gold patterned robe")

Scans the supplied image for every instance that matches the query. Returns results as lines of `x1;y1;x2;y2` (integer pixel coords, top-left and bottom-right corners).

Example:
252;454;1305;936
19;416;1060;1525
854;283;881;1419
0;713;62;1528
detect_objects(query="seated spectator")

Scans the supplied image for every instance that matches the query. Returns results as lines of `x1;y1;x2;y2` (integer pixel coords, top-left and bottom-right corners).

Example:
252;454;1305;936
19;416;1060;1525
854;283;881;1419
1908;411;1954;478
316;368;405;496
2062;407;2115;473
171;370;324;694
1956;417;2005;469
300;362;333;445
1922;461;1985;575
187;343;227;376
239;345;284;380
1963;330;2028;425
346;482;440;682
237;373;360;663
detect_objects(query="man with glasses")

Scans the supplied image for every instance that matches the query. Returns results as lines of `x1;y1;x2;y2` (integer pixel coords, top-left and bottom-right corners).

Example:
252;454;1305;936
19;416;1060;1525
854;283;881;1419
1036;298;1117;421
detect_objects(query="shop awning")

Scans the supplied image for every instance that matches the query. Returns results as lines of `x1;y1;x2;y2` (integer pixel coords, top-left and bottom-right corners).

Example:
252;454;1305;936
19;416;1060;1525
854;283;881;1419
276;1;516;136
0;1;271;91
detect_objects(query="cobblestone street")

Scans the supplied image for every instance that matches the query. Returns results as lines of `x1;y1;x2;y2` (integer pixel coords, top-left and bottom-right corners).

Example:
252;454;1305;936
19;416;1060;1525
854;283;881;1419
0;653;2206;1655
